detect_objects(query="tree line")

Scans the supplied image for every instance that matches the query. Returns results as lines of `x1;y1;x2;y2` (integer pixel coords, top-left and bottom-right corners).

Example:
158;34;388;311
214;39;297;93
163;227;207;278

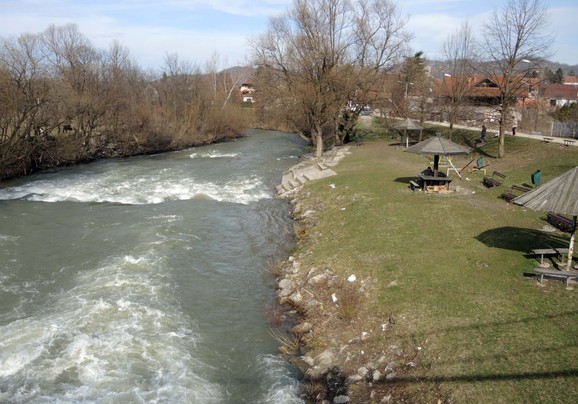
249;0;553;159
0;24;247;180
0;0;557;178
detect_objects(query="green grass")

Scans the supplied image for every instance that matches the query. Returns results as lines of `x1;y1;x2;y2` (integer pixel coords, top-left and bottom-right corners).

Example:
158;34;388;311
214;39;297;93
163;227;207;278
296;121;578;402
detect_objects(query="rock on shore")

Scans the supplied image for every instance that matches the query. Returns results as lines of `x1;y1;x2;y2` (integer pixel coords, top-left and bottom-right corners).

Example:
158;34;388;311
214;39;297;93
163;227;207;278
274;146;405;403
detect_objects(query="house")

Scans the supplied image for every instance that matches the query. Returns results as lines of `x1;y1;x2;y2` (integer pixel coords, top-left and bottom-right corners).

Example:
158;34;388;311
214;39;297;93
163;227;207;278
563;76;578;85
543;84;578;107
240;83;255;103
435;74;539;107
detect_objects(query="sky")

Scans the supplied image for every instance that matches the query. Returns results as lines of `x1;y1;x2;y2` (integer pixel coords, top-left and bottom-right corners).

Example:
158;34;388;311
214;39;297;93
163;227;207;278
0;0;577;71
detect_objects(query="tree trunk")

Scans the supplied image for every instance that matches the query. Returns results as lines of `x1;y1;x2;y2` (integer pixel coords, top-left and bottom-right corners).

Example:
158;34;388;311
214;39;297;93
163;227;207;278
315;131;323;158
498;105;507;158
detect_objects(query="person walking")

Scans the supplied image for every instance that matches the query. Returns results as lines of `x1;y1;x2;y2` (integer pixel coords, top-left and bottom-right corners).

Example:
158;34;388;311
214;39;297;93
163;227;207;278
511;117;517;136
480;125;487;143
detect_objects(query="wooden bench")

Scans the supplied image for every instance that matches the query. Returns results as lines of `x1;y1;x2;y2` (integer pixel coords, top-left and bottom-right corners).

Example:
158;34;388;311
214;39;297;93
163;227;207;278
543;137;554;143
512;185;531;193
500;184;531;202
483;171;506;188
563;139;576;146
547;212;575;233
409;180;420;191
532;268;578;285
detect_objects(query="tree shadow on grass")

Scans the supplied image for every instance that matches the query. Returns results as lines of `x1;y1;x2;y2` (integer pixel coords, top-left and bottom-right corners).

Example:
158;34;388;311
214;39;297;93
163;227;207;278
475;226;569;253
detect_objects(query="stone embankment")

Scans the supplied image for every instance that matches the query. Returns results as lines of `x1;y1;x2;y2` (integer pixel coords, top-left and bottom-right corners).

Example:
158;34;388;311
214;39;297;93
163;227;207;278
276;147;351;197
275;146;401;403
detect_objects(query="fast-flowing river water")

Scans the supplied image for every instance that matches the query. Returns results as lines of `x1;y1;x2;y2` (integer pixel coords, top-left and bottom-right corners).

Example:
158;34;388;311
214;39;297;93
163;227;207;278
0;129;307;403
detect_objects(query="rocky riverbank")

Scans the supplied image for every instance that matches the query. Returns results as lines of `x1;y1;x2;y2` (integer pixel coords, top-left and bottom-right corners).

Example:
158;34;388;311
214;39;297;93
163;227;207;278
275;146;408;403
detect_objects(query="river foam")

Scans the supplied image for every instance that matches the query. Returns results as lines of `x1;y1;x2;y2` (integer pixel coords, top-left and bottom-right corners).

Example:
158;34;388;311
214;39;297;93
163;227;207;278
0;172;270;205
0;253;224;403
0;130;307;402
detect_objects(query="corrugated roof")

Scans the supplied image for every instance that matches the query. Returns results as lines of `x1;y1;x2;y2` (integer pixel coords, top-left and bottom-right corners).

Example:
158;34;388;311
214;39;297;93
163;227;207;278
513;166;578;216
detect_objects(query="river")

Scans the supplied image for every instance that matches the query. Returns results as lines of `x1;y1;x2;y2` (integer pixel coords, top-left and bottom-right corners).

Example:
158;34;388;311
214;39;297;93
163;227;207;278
0;129;307;403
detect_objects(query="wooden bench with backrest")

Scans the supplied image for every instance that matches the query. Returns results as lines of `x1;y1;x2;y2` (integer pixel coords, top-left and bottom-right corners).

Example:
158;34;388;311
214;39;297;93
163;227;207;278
532;268;578;286
501;184;532;202
547;212;576;233
483;171;506;188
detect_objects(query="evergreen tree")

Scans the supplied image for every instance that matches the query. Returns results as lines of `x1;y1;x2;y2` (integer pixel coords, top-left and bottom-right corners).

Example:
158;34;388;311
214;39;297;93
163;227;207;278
553;68;564;84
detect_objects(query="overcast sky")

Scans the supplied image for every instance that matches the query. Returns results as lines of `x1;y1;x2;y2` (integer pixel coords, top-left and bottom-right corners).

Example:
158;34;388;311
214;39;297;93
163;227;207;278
1;0;576;71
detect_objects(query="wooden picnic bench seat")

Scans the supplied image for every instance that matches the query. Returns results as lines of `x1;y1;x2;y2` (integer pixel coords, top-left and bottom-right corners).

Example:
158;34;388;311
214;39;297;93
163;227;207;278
512;185;531;193
532;268;578;285
483;171;506;188
409;180;420;191
563;139;576;146
547;212;575;233
542;137;554;143
500;184;531;202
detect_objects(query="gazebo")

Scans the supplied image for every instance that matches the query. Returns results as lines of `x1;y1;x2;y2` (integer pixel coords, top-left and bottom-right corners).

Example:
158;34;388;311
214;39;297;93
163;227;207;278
405;135;471;177
393;118;423;148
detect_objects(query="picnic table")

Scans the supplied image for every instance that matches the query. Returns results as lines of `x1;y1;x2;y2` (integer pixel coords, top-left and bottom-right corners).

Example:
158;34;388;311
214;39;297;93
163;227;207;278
531;248;558;268
417;174;452;193
563;139;576;146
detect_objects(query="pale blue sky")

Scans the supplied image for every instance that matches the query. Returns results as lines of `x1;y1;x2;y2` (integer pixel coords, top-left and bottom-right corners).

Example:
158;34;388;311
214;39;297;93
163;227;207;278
0;0;576;71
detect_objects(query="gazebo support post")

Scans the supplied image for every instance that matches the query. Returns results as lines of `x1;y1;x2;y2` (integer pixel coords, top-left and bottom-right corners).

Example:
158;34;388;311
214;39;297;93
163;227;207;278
565;216;577;271
433;155;440;177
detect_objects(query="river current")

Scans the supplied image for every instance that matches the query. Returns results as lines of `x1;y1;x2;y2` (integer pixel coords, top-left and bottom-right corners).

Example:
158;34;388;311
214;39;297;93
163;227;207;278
0;130;307;403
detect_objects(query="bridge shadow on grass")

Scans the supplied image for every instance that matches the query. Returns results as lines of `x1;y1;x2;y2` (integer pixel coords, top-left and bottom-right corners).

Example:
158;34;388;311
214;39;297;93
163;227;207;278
382;311;578;385
378;368;578;385
475;226;569;253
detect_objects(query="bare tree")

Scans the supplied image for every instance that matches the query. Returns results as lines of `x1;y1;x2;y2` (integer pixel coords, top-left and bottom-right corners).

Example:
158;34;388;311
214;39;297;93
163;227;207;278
441;22;477;129
0;32;57;175
250;0;410;157
480;0;552;158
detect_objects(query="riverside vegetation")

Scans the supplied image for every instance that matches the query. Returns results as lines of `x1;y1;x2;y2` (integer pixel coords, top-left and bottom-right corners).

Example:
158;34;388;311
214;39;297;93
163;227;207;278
0;24;249;180
275;119;578;403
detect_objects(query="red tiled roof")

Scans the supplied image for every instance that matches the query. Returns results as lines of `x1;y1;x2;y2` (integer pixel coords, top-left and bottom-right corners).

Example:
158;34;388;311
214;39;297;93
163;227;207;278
434;74;538;98
544;84;578;100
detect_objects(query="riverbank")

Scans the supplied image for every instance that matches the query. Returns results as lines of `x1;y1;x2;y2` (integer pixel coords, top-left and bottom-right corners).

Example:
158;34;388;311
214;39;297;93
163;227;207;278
275;126;578;403
275;145;410;403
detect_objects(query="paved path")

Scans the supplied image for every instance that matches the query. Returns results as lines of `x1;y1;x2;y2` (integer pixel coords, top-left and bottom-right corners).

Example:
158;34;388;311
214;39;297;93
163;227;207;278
276;118;577;197
422;120;577;146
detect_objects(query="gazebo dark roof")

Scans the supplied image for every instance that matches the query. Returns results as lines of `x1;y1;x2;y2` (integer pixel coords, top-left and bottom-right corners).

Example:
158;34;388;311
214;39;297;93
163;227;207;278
393;118;423;131
405;135;471;156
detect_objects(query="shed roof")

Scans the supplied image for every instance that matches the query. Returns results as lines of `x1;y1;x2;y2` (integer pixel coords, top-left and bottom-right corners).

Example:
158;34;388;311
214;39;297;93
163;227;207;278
513;166;578;216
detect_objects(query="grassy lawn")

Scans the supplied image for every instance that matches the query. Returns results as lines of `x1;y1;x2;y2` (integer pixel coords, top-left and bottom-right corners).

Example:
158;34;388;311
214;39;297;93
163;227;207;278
294;120;578;402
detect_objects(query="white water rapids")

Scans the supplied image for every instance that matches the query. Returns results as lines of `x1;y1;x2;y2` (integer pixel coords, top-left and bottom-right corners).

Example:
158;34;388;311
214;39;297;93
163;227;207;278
0;130;307;403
